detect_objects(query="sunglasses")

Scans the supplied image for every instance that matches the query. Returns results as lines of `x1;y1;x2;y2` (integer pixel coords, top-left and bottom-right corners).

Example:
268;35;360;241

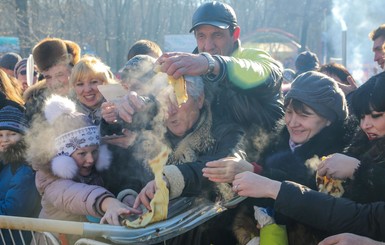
20;70;38;76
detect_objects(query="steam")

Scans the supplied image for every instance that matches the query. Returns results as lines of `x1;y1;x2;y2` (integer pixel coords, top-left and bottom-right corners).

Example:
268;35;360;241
330;0;384;84
332;5;347;31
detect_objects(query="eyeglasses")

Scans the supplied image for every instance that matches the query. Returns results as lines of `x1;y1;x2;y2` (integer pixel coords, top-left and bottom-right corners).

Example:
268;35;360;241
20;70;38;76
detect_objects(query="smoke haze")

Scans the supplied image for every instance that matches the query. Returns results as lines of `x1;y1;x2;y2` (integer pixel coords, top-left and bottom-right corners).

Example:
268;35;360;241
330;0;384;83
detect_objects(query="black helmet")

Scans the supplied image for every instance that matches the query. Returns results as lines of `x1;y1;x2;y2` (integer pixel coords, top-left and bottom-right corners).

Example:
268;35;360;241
189;1;237;33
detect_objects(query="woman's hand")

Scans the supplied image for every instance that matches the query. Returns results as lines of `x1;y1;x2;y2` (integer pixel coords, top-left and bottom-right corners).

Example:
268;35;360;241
101;101;118;124
203;157;254;183
100;197;142;225
232;172;281;199
317;153;360;180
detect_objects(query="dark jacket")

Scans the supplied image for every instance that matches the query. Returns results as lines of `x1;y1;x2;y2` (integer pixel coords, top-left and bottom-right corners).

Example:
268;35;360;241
342;131;385;204
161;103;244;245
100;96;158;195
275;181;385;242
259;119;354;190
233;118;356;245
194;41;284;132
163;103;244;200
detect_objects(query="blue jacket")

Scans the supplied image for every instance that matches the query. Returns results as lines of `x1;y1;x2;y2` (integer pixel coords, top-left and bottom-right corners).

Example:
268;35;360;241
0;163;40;216
0;140;41;245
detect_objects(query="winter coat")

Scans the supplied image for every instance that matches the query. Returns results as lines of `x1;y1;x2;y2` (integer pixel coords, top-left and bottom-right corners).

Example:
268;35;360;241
342;131;385;203
0;140;40;216
160;103;244;245
36;169;112;221
194;41;284;132
259;119;354;190
163;103;244;200
232;118;356;245
275;181;385;242
0;140;40;245
75;98;105;125
100;95;158;195
31;144;114;222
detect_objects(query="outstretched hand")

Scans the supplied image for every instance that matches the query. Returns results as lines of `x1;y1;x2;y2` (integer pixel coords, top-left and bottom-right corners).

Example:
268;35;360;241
203;157;254;183
100;197;142;225
156;52;212;79
133;180;157;211
232;172;281;199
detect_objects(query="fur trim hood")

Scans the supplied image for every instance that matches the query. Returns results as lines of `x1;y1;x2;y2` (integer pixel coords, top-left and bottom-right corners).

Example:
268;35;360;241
0;140;27;173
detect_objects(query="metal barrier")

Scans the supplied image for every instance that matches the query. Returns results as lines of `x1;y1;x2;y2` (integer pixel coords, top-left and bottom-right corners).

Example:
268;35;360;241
0;229;60;245
0;196;246;245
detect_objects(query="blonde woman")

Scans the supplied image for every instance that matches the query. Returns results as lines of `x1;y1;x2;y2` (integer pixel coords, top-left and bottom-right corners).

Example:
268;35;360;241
70;55;117;125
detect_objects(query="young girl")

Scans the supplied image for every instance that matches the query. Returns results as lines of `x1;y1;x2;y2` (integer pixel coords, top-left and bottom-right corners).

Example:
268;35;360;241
26;95;140;243
0;101;40;244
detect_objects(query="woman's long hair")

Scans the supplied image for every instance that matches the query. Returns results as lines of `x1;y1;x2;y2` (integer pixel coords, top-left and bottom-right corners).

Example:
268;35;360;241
0;69;24;105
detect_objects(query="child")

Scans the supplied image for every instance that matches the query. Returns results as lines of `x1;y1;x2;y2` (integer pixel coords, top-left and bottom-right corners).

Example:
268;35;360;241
26;95;140;243
0;102;40;244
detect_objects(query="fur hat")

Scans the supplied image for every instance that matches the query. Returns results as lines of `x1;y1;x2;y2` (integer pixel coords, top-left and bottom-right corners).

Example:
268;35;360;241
32;38;81;72
285;71;348;123
44;95;110;179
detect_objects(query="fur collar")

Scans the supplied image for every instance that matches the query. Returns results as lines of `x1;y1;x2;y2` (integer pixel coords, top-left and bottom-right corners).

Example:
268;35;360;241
0;140;27;173
167;103;215;164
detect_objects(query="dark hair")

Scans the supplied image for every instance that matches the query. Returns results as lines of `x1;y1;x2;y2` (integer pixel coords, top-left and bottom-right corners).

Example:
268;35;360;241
318;63;351;85
284;98;316;116
369;24;385;41
351;73;385;118
127;40;162;61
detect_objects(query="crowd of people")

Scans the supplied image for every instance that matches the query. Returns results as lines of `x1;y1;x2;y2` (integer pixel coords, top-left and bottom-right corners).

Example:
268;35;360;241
0;1;385;245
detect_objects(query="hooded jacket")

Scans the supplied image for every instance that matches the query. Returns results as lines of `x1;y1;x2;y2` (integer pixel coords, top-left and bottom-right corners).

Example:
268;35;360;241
0;140;40;217
30;143;113;222
0;140;41;245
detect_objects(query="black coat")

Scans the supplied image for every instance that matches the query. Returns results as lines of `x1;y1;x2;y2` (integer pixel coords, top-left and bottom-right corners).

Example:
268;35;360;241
275;181;385;242
343;131;385;204
260;119;354;190
233;119;356;245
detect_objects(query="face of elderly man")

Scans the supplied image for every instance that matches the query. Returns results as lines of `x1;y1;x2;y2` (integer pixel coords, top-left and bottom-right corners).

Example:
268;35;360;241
165;90;204;137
